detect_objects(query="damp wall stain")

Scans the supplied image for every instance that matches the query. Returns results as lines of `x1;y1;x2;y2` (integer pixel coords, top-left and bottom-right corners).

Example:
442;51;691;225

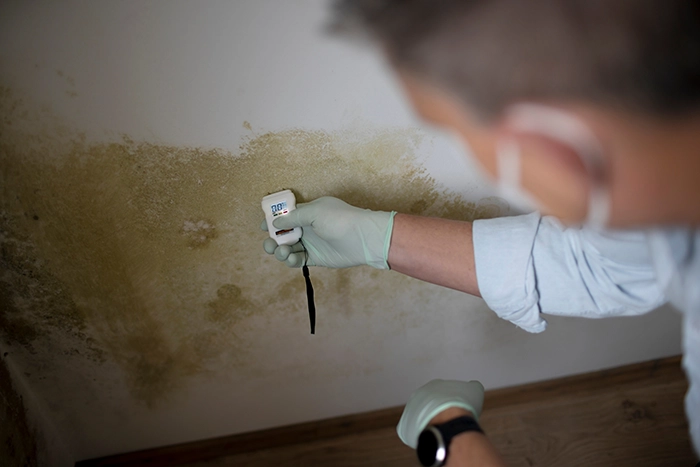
0;86;507;407
0;357;39;467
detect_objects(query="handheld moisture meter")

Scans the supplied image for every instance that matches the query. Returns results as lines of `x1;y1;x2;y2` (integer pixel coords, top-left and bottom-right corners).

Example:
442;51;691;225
262;189;316;334
262;189;302;246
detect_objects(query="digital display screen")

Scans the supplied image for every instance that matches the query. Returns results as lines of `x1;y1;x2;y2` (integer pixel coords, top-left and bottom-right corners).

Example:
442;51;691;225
270;201;288;217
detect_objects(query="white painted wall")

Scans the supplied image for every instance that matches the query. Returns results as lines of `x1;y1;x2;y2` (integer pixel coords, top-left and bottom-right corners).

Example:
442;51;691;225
0;1;683;464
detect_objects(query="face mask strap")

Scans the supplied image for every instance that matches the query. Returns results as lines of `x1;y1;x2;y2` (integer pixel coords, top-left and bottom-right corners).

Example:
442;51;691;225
586;183;610;229
495;138;544;213
497;138;521;189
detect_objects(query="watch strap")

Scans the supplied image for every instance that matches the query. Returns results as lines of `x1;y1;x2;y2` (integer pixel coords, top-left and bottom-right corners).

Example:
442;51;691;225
417;416;484;467
436;415;484;446
435;416;484;464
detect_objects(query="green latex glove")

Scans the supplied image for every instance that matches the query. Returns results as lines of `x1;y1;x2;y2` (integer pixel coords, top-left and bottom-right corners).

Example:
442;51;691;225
261;196;396;269
397;379;485;448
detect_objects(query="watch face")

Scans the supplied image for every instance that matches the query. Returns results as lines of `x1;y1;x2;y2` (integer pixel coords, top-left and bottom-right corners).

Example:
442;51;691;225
417;427;446;467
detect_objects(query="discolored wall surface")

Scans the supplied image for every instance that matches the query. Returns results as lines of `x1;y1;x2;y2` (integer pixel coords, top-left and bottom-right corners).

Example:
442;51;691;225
0;357;38;467
0;84;513;452
0;1;683;464
1;85;506;408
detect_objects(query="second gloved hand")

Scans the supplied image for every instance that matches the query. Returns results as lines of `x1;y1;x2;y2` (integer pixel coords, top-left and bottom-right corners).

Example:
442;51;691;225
261;197;396;269
397;379;485;448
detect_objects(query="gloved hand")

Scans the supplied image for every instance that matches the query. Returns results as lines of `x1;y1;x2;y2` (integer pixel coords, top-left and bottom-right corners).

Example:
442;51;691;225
261;196;396;269
397;379;485;448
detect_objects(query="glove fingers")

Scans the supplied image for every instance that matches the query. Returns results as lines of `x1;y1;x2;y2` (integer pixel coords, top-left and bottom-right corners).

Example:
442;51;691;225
263;238;278;254
274;244;293;261
273;242;305;261
285;252;306;268
260;219;269;232
288;241;306;254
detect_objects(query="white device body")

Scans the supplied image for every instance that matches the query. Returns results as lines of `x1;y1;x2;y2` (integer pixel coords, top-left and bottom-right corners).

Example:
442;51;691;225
262;190;303;246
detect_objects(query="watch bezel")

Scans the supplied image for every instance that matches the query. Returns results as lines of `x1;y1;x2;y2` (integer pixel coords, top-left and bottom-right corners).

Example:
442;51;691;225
417;425;447;467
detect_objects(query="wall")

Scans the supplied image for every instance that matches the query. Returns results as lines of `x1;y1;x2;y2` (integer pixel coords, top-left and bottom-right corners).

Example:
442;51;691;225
0;356;39;467
0;1;683;464
0;347;73;467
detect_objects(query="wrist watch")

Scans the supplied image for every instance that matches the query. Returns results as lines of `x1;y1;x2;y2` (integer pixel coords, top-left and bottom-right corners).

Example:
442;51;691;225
416;415;484;467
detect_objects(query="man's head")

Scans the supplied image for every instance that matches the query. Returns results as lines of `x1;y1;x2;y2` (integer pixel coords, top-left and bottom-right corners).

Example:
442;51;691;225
331;0;700;227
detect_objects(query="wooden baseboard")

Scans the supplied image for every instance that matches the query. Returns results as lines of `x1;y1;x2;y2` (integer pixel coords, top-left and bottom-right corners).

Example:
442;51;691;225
75;355;684;467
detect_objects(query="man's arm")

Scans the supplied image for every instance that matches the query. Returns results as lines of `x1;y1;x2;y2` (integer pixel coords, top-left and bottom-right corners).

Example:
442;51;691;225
388;213;481;297
388;209;667;332
266;200;481;294
471;213;667;332
265;196;666;333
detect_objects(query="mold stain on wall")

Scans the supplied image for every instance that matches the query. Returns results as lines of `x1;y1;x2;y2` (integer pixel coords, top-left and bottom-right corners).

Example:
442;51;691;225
0;86;507;408
0;357;39;467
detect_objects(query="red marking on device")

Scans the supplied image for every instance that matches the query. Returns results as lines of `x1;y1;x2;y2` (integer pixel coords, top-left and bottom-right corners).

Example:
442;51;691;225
275;228;294;236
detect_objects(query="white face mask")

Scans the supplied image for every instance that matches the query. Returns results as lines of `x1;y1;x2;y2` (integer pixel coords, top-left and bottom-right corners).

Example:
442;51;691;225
495;104;610;228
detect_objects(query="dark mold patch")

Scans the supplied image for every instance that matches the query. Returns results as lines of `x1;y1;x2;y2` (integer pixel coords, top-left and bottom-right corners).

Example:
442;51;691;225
207;284;255;326
0;86;507;405
0;209;101;360
0;358;38;467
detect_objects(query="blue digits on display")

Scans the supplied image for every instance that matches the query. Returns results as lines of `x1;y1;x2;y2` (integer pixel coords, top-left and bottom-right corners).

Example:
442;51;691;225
271;201;287;215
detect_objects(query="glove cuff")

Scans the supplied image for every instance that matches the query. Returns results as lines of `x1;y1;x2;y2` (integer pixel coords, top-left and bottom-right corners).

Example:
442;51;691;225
381;211;397;270
424;401;479;427
397;401;478;448
416;402;478;448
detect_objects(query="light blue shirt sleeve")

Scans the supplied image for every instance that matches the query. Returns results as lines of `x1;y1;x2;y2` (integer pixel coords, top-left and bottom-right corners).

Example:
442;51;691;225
472;213;667;333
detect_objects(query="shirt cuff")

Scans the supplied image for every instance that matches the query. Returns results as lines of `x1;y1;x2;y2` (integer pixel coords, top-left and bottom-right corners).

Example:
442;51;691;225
473;213;547;333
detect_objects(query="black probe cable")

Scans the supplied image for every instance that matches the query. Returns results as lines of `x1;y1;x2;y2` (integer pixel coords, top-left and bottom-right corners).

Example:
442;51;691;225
302;246;316;334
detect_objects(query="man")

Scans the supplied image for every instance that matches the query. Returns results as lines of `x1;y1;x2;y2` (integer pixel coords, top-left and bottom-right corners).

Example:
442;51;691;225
262;1;700;465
